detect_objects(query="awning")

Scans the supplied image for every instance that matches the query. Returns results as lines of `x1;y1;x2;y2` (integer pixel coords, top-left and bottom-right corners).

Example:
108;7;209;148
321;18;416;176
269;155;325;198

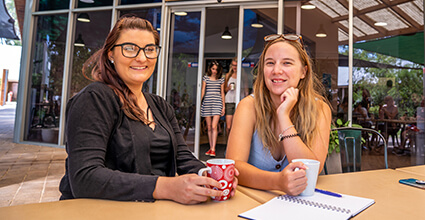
354;32;424;65
0;0;19;40
338;54;422;70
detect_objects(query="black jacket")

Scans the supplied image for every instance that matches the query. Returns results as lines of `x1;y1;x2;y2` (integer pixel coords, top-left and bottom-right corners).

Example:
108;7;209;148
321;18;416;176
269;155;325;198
59;82;204;202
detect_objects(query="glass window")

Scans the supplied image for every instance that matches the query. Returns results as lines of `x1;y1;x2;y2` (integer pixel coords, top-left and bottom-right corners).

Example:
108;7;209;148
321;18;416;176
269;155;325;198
351;7;424;167
242;8;278;99
120;8;162;93
69;11;112;97
297;0;425;169
37;0;70;11
77;0;113;8
24;14;68;144
204;7;238;67
120;8;161;38
120;0;161;5
166;11;202;152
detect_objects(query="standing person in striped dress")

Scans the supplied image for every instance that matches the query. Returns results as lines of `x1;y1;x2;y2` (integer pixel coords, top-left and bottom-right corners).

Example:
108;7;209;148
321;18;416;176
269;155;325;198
201;61;225;157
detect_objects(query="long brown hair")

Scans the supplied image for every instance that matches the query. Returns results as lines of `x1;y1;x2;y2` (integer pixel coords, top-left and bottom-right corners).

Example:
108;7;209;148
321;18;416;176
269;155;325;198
83;16;159;124
206;60;223;79
253;37;329;153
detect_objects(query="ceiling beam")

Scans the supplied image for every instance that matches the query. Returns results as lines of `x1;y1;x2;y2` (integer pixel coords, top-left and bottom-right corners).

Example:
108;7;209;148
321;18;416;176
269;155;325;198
338;26;420;45
332;0;412;23
356;14;388;37
13;0;26;38
390;3;422;31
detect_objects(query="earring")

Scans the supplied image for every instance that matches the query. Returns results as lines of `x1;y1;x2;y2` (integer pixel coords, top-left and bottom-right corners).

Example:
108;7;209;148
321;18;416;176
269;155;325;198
110;59;114;64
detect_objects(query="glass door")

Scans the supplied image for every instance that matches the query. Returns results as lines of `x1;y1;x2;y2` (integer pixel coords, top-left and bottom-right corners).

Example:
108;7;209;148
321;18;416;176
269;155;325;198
165;9;205;157
240;6;279;101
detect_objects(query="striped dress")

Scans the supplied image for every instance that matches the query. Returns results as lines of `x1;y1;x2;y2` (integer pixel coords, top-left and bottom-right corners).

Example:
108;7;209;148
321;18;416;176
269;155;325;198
201;75;224;117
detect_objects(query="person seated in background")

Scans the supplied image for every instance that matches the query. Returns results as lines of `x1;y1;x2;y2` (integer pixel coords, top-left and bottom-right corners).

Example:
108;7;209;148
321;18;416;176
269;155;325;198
361;88;371;112
337;97;349;122
353;102;374;150
353;102;372;128
378;95;400;146
395;98;425;156
226;34;331;196
379;96;398;120
59;16;238;204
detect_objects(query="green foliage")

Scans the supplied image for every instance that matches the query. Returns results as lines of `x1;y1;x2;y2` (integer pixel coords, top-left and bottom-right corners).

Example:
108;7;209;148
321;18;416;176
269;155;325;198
328;125;340;154
341;47;424;119
328;119;363;154
2;0;21;45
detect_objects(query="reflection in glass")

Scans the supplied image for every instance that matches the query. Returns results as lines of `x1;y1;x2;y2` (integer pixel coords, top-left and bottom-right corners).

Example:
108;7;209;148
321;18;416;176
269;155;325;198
166;12;201;152
350;30;424;167
77;0;113;8
120;8;161;93
69;11;112;98
242;9;278;99
120;0;161;5
24;14;68;144
37;0;70;11
299;0;425;168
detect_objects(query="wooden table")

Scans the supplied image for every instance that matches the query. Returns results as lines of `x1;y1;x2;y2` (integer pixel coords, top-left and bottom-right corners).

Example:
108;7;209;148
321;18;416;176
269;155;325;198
0;190;260;220
357;118;419;148
396;165;425;177
238;169;425;219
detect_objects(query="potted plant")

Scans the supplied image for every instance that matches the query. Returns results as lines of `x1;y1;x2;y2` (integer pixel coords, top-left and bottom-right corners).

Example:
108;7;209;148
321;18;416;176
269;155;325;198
325;119;363;174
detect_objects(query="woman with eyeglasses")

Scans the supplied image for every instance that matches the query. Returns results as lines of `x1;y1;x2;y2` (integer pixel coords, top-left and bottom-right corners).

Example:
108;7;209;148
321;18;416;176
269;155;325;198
201;61;225;157
59;16;238;204
226;34;331;195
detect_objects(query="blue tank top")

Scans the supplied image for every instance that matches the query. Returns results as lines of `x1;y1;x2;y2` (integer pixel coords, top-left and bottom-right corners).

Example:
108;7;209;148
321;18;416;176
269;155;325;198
248;130;288;172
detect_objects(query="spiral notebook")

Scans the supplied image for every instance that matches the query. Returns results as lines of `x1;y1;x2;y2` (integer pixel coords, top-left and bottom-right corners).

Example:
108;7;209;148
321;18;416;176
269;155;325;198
239;192;374;220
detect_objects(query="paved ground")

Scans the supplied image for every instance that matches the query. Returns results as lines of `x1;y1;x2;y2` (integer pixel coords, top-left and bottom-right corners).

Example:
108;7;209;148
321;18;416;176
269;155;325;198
0;102;66;207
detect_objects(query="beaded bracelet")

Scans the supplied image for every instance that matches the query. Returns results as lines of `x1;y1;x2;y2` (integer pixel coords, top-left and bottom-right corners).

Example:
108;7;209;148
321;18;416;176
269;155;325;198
278;133;300;141
278;125;294;141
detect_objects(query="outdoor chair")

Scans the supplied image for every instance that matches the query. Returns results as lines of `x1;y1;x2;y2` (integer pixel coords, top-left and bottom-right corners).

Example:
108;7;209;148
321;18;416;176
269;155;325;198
324;127;388;174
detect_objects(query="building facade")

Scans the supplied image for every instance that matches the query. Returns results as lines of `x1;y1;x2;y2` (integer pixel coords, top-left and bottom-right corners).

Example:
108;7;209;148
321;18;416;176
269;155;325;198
14;0;425;163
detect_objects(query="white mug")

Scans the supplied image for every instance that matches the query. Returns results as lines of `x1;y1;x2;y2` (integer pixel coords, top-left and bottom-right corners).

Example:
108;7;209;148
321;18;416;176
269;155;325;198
292;159;320;196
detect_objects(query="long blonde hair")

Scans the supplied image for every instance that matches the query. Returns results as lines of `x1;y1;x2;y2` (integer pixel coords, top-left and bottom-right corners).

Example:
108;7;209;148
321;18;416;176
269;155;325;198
253;37;329;153
225;57;237;86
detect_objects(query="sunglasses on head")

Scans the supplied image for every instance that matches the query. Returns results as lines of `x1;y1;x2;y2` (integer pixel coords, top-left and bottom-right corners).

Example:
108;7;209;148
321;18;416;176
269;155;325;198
264;34;304;47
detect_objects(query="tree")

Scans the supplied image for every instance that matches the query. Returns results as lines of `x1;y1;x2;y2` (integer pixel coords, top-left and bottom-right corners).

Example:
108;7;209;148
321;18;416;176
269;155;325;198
339;46;424;117
1;0;21;46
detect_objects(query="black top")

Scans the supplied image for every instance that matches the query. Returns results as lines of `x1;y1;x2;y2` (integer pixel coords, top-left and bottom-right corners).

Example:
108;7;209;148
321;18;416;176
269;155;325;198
59;82;205;202
148;109;172;176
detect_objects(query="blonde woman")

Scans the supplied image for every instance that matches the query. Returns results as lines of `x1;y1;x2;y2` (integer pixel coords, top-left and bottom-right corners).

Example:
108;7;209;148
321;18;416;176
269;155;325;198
226;34;331;196
224;57;238;135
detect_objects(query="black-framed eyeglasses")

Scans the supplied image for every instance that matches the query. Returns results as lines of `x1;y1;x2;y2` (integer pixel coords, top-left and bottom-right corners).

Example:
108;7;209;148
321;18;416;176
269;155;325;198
111;43;161;59
264;34;304;47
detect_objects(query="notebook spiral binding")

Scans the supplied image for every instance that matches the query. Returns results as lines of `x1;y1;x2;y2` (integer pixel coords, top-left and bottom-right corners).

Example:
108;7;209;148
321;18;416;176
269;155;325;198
278;195;351;214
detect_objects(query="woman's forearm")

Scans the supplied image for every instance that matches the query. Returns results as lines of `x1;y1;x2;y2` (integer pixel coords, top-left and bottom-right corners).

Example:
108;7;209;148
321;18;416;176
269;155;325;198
234;161;280;190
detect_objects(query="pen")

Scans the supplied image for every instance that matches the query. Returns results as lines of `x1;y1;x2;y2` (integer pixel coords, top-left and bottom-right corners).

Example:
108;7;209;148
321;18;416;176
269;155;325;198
315;188;342;198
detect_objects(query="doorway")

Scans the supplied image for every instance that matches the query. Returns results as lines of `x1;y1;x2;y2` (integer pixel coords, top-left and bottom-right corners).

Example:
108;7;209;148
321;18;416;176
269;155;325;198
164;3;278;159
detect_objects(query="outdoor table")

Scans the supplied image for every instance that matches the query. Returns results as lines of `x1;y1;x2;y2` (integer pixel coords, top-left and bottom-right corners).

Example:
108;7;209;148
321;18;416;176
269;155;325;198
238;169;425;219
0;189;260;220
396;165;425;177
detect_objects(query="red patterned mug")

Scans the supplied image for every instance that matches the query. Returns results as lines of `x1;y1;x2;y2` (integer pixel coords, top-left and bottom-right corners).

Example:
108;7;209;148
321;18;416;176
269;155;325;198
198;159;235;201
